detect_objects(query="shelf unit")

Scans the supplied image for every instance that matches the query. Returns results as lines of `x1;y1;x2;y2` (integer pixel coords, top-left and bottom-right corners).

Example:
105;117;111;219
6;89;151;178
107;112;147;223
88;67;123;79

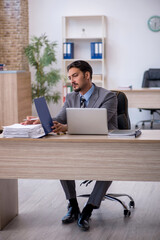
62;15;106;102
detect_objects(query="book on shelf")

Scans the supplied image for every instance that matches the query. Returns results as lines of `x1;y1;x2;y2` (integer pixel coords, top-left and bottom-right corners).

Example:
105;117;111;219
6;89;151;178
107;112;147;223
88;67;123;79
63;42;74;59
63;85;73;102
90;42;102;59
0;64;5;71
3;123;45;138
108;128;142;138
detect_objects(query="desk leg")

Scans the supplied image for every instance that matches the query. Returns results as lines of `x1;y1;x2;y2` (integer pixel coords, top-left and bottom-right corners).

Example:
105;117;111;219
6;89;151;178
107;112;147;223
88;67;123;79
0;179;18;230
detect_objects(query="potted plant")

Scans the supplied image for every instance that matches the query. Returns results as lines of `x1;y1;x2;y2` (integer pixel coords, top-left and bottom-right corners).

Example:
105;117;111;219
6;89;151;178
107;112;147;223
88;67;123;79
24;34;61;103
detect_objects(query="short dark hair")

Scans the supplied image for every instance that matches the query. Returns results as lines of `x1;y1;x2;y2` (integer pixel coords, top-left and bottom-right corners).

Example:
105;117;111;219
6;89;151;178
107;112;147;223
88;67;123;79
67;60;93;80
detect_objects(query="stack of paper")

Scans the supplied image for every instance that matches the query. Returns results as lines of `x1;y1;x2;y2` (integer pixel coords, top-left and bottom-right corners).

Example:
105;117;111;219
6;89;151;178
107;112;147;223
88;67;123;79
3;124;45;138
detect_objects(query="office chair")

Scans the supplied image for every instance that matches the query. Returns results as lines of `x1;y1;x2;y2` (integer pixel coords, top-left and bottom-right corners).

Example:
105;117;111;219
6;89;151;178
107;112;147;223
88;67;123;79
135;69;160;129
78;91;135;217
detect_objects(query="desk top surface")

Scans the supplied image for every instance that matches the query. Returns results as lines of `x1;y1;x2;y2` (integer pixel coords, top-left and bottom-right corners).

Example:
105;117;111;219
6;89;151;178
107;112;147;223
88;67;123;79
0;130;160;143
113;88;160;92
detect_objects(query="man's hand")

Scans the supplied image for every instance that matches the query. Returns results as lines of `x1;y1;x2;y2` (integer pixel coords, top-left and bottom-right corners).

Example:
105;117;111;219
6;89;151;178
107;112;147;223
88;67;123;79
21;116;40;125
52;121;67;133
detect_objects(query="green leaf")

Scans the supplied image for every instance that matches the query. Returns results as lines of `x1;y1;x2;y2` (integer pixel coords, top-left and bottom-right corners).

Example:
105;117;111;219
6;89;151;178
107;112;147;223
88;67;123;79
24;34;61;104
45;70;61;86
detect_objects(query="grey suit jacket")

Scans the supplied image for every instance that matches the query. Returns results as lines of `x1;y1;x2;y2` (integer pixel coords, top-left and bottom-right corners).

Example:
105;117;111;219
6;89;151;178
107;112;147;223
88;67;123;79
55;84;117;130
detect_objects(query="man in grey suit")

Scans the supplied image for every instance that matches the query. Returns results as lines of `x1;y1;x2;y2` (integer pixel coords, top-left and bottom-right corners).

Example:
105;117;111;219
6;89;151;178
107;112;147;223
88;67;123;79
52;60;118;231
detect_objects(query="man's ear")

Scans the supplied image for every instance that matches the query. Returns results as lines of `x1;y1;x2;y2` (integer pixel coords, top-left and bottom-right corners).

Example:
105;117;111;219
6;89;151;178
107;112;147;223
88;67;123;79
85;71;91;81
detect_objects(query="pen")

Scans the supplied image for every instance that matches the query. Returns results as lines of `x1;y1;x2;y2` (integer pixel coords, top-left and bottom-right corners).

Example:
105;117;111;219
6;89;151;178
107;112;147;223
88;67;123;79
23;117;39;121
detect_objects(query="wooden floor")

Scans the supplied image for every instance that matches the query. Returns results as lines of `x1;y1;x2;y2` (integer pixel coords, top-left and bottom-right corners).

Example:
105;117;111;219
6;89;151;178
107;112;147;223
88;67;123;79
0;180;160;240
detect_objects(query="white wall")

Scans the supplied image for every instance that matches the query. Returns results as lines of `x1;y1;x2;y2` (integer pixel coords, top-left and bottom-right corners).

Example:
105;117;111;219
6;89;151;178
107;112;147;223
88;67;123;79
28;0;160;126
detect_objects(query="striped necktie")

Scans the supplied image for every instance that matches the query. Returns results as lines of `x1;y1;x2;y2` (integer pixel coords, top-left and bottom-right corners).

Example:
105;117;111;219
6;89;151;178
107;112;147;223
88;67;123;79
80;96;86;108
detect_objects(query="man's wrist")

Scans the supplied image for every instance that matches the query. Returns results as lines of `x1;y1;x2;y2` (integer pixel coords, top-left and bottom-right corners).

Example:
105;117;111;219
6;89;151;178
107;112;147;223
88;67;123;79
63;124;68;132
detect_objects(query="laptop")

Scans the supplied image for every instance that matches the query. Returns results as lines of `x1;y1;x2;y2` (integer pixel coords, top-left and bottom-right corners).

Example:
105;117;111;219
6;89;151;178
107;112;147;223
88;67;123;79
66;108;108;135
34;97;53;137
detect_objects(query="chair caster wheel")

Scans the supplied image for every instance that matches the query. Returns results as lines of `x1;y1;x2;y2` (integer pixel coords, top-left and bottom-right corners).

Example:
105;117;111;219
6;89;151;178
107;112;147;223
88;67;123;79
129;200;135;208
124;209;131;217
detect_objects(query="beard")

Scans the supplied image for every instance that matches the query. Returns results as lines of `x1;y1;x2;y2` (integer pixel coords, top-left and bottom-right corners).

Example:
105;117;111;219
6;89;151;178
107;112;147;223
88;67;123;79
72;83;81;92
74;87;81;92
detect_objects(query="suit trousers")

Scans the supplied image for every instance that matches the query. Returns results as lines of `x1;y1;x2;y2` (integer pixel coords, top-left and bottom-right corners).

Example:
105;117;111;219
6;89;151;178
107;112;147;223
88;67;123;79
60;180;112;208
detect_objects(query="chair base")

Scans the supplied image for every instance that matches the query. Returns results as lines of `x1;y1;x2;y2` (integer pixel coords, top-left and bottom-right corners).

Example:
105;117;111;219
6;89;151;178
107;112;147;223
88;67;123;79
135;109;160;129
135;119;160;129
78;193;135;217
105;193;135;217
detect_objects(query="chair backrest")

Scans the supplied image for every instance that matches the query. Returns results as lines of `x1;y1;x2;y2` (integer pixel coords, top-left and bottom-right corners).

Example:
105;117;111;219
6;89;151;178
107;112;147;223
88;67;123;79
112;91;131;130
142;69;160;88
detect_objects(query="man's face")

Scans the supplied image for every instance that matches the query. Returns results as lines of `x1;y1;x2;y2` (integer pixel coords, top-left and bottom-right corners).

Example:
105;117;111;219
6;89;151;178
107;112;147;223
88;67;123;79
67;67;90;93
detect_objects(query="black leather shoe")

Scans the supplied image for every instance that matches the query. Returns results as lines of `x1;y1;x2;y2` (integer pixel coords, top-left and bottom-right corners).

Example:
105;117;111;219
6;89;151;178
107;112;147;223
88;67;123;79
62;206;80;224
77;214;90;231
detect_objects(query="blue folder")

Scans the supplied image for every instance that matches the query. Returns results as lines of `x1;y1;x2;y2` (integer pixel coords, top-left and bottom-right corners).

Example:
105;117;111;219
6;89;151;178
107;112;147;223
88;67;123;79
63;42;74;59
34;97;53;136
91;42;102;59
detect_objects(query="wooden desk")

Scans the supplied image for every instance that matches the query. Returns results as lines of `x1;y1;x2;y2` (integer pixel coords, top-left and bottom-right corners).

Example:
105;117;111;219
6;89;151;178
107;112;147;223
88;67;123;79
114;88;160;108
0;130;160;229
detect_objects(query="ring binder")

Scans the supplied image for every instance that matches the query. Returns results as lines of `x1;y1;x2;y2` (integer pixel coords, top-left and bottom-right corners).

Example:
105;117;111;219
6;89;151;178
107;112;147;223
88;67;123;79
63;42;74;59
91;42;102;59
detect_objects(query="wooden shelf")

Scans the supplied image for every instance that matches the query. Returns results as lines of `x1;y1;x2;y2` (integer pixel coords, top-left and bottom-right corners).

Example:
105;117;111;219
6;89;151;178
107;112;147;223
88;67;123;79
62;15;106;102
63;58;104;62
64;37;103;40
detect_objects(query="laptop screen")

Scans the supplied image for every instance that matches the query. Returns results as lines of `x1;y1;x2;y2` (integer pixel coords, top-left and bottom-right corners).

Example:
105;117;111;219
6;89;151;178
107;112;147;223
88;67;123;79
34;97;53;135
